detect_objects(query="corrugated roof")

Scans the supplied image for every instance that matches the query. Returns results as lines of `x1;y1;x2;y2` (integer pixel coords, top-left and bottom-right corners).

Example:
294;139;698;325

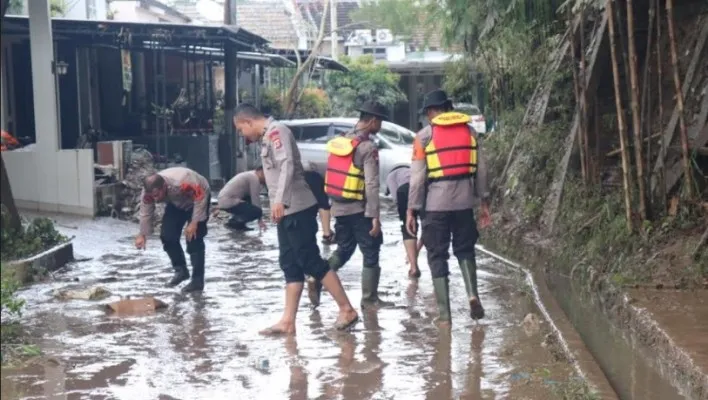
296;0;363;39
235;1;299;48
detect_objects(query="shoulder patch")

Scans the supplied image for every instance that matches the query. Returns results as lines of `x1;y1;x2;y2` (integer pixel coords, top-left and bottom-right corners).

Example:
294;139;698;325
179;183;205;201
372;148;379;162
142;193;155;204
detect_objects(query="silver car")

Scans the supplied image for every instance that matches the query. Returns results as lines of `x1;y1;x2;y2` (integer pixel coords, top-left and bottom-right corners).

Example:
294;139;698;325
281;118;414;193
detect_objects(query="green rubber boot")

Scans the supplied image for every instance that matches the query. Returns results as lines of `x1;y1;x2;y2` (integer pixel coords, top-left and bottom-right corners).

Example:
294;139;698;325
432;277;452;323
361;266;394;309
459;258;485;320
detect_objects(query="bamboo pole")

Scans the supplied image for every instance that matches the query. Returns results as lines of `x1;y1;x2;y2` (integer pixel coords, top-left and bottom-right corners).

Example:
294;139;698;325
655;0;666;210
607;0;635;232
626;0;648;220
665;0;694;199
580;5;591;184
570;10;588;183
641;2;655;210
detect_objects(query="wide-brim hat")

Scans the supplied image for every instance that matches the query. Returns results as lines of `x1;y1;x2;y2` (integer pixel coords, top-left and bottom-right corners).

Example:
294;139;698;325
356;101;390;121
418;89;453;114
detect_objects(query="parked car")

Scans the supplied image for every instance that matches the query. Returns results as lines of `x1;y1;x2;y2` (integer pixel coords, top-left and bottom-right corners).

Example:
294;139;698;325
417;103;487;136
453;103;487;135
280;118;414;193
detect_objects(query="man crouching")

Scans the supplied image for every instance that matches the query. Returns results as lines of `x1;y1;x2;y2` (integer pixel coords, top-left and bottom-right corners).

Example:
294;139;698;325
134;166;211;293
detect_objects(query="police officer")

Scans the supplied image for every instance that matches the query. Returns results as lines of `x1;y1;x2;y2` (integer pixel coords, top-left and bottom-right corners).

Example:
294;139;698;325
406;89;491;325
303;161;335;244
215;167;266;231
307;101;393;309
233;103;358;335
385;166;422;279
134;166;211;293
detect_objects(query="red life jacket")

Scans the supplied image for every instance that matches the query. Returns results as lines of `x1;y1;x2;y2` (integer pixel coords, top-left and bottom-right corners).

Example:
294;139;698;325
425;112;478;181
324;136;365;201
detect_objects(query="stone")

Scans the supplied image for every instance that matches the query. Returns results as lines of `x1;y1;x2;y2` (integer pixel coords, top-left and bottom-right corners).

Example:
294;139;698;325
104;297;168;316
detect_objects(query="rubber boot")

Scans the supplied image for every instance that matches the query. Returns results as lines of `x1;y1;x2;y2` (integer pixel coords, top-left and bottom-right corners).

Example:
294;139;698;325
432;276;452;324
165;245;189;287
361;266;394;309
226;216;251;231
307;254;343;309
459;258;485;320
182;250;205;293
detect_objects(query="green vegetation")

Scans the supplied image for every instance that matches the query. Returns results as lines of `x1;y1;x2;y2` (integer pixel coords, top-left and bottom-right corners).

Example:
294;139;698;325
1;215;67;262
326;55;406;117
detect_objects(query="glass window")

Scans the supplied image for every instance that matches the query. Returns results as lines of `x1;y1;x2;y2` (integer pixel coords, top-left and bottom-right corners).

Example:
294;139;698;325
299;124;331;143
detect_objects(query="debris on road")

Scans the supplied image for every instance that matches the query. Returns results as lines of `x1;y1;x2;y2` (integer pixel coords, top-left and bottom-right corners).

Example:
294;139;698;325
104;297;168;316
522;312;542;336
53;286;111;301
117;147;164;226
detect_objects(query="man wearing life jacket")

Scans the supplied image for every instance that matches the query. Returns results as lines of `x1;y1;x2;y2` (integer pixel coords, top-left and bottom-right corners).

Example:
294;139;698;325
134;167;211;293
406;89;491;326
233;103;358;335
307;101;394;310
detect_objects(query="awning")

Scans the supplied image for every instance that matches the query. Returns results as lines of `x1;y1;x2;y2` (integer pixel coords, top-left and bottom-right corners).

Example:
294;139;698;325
268;49;350;72
1;16;269;50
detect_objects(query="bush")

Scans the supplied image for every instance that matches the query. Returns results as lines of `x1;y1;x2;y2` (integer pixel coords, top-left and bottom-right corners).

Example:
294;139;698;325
0;214;67;262
295;88;330;119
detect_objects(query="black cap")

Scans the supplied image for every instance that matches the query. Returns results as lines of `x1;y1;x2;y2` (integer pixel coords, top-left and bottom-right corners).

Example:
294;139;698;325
356;101;390;121
419;89;453;114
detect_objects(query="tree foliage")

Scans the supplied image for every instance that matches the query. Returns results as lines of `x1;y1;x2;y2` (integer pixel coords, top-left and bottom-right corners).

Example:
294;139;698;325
326;55;406;117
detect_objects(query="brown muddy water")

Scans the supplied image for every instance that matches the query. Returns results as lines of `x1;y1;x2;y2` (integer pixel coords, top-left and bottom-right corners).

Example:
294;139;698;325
545;274;686;400
2;205;578;399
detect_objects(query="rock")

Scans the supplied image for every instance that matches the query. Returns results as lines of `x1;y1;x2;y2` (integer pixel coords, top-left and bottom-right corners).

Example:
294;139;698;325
104;297;168;316
54;286;111;301
521;312;541;336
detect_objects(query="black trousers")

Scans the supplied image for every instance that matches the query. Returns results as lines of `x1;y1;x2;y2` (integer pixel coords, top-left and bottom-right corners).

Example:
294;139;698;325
334;212;383;267
396;183;418;241
421;209;478;278
304;171;330;210
160;197;211;265
224;195;263;223
277;205;330;283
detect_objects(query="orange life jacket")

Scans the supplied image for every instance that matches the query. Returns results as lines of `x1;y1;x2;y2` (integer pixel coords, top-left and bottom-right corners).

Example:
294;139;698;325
324;136;365;201
424;112;478;181
1;130;19;151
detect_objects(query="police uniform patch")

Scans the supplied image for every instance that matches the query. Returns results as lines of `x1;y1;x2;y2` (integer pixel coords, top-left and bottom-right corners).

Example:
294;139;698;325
372;148;379;162
269;130;282;149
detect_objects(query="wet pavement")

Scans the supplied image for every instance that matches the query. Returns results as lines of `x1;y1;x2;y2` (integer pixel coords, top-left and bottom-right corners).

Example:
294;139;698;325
2;203;578;399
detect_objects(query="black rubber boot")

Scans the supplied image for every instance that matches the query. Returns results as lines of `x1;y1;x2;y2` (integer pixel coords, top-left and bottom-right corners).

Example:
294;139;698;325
459;258;485;320
226;217;252;231
165;244;189;287
361;266;394;309
307;254;343;309
432;277;452;323
182;250;205;293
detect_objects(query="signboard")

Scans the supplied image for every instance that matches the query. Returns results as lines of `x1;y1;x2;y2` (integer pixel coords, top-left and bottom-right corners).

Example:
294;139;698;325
121;49;132;92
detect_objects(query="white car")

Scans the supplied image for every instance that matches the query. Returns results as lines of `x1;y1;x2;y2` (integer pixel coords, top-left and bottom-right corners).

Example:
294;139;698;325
454;103;487;135
281;118;414;193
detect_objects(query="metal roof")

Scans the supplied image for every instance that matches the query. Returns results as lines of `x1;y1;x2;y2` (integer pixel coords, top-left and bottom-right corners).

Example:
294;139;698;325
1;16;269;50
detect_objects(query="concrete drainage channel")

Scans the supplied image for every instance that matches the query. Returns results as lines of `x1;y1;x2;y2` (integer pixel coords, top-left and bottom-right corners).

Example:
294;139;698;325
478;245;693;399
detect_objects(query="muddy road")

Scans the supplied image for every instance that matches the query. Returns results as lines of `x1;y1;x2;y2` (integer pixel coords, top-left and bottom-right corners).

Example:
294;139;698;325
2;203;578;399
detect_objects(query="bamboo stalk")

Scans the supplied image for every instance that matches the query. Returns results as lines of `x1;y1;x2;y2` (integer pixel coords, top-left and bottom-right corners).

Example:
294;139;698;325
607;0;635;232
570;10;588;183
666;0;695;199
580;5;591;184
655;0;666;211
606;131;664;157
626;0;648;221
642;2;655;210
595;96;601;184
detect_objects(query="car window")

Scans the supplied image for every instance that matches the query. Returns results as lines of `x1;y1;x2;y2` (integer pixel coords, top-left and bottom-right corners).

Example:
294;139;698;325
295;124;331;143
378;127;415;145
333;125;353;136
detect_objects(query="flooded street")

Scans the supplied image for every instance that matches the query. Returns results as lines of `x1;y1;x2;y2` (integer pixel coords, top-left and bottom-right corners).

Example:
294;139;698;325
2;203;577;399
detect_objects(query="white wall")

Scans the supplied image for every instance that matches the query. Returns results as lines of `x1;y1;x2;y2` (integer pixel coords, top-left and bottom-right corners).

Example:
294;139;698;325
3;0;96;217
4;150;96;216
110;2;189;23
18;0;108;19
346;42;406;62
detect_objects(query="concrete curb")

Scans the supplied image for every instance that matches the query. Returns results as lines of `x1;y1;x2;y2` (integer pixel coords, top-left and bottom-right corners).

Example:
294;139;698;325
476;244;619;399
5;241;74;284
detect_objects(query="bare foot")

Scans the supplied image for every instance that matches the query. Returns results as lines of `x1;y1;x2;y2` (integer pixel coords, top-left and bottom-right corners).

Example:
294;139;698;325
259;320;296;336
334;309;359;331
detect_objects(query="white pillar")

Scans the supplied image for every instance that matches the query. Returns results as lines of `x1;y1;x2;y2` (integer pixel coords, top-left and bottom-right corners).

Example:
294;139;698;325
28;0;60;152
330;0;338;60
